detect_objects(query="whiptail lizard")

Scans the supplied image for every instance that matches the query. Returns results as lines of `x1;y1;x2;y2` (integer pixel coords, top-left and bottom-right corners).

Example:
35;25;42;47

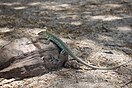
38;31;132;70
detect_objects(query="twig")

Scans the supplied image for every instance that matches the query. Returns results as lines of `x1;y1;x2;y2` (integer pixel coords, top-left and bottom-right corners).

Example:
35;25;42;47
0;40;13;49
121;80;132;87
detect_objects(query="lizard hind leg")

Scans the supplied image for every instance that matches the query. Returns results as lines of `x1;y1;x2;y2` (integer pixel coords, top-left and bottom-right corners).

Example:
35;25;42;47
64;59;82;69
51;56;60;65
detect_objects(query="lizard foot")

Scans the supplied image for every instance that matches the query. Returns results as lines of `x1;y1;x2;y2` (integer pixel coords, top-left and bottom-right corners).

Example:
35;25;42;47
64;60;82;69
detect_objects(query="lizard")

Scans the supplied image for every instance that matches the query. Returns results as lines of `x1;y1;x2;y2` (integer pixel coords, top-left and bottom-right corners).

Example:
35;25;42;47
38;31;132;70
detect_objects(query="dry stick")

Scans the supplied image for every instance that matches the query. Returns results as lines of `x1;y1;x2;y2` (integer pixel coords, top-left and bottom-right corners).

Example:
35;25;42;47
121;80;132;87
0;40;13;49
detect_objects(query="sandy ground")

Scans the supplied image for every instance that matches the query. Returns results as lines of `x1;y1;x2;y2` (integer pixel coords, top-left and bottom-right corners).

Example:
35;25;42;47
0;0;132;88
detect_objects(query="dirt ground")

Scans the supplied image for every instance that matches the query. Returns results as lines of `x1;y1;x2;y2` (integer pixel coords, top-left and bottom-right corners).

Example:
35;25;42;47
0;0;132;88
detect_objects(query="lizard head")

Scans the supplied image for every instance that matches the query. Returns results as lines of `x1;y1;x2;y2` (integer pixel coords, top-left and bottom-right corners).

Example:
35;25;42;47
38;31;49;39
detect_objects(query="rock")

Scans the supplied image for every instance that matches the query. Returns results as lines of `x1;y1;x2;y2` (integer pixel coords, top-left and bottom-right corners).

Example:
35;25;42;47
0;37;68;78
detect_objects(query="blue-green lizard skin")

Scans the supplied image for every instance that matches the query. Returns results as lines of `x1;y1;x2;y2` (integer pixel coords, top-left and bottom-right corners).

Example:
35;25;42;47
38;31;132;70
